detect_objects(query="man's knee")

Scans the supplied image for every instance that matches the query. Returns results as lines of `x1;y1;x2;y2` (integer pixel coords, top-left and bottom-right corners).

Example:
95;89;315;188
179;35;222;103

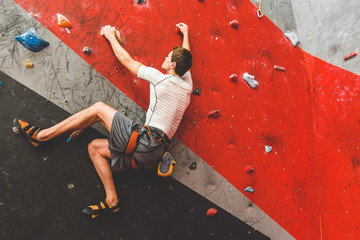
88;139;110;160
88;140;98;159
91;102;108;111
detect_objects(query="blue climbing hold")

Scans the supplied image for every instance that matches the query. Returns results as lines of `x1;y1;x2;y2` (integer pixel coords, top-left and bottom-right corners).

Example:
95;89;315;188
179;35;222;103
244;186;254;193
15;28;49;52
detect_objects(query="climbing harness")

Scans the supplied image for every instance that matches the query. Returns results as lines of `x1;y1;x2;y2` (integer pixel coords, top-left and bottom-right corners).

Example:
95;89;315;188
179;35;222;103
144;125;176;177
124;125;175;176
124;124;141;169
257;0;264;18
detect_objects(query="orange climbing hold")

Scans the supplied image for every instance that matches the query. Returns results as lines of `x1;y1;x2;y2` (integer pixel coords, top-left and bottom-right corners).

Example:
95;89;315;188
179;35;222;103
57;13;73;28
206;208;218;216
25;60;33;68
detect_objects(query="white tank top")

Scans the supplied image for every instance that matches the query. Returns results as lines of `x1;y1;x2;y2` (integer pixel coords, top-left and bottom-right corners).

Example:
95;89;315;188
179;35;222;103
137;66;192;139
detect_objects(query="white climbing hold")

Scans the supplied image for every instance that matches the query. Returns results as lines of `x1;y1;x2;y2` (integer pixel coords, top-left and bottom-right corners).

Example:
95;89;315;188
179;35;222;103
284;31;300;47
265;145;272;153
243;73;259;89
244;186;254;193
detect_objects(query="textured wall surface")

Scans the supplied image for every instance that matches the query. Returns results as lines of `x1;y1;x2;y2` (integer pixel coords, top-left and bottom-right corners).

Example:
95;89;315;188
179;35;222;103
1;0;360;239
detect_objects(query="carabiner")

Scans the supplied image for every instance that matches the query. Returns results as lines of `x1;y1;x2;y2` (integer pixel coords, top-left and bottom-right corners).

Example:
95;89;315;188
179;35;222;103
256;0;264;18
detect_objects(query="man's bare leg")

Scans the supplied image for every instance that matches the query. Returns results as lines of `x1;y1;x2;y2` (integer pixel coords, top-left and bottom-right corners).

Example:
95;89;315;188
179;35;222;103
88;139;118;206
35;102;119;207
37;102;116;141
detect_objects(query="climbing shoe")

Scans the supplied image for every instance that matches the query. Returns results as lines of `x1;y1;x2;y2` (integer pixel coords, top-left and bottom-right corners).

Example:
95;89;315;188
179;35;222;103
13;118;42;147
82;199;120;218
157;152;176;177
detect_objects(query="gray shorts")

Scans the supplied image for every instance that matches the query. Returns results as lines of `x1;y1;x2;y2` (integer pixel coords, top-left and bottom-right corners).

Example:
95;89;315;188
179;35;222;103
108;112;166;172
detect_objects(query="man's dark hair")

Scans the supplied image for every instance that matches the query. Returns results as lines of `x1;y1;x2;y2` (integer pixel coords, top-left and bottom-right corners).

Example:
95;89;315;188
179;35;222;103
171;47;192;77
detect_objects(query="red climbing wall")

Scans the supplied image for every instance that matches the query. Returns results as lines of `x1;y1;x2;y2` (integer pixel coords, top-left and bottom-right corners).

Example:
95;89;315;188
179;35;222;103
13;0;360;239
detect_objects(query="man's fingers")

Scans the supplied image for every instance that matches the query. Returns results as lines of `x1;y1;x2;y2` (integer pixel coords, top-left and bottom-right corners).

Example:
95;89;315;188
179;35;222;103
101;25;117;37
176;23;188;31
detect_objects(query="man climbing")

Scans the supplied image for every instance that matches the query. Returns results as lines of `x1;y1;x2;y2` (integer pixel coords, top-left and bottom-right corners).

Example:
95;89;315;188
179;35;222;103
13;22;192;218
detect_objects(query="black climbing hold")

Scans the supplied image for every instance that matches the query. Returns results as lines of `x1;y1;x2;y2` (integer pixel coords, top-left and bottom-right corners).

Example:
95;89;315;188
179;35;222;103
136;0;145;4
192;88;201;96
189;161;197;170
83;47;92;54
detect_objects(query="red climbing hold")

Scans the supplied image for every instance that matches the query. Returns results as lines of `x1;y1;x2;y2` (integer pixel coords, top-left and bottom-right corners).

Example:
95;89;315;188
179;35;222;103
244;165;254;173
207;208;218;216
229;74;238;82
274;65;286;71
57;13;73;28
175;27;181;34
228;20;239;29
343;51;357;60
207;110;221;119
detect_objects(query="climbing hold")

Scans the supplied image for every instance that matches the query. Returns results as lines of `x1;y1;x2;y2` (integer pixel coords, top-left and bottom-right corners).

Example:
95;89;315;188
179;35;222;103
208;110;221;119
175;27;181;34
136;0;145;4
15;28;50;52
115;30;123;45
101;29;123;45
228;20;239;29
83;47;92;55
67;183;75;191
192;87;201;96
244;186;254;193
66;130;83;142
343;51;357;60
229;74;238;82
243;73;259;89
265;145;272;153
244;165;254;173
0;82;2;87
57;13;73;28
206;208;218;216
189;161;197;170
284;31;300;47
274;65;285;71
25;60;33;68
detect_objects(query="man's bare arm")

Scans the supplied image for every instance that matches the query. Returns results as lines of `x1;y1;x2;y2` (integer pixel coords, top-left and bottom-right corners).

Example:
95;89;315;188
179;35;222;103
176;23;190;52
101;25;143;76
